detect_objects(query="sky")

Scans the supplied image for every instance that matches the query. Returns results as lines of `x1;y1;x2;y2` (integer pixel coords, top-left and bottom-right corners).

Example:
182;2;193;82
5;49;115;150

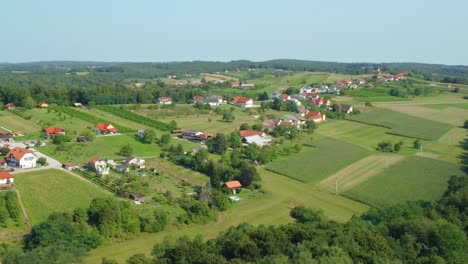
1;0;468;65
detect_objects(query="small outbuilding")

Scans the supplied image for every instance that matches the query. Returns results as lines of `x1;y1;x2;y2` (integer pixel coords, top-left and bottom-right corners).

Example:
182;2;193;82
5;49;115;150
224;180;242;194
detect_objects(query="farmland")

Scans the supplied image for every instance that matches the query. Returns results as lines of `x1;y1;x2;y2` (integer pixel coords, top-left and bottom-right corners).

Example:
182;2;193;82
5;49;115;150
266;137;370;183
14;169;111;225
346;108;453;140
343;156;465;206
0;110;40;133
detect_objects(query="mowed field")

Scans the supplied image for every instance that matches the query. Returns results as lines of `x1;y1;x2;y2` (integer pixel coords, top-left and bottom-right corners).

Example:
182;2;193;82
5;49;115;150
347;108;453;140
266;138;370;183
86;168;368;263
14;169;111;225
0;110;40;133
343;156;465;206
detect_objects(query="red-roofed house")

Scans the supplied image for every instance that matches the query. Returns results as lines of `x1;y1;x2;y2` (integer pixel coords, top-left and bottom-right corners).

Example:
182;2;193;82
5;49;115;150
96;123;118;135
279;94;291;101
232;97;253;108
192;96;204;103
0;171;14;189
0;132;13;143
86;157;109;176
230;81;241;88
306;111;326;123
5;103;15;109
311;98;331;108
5;147;36;168
36;101;49;108
224;180;242;193
239;130;265;138
355;78;366;84
341;79;353;86
43;127;66;139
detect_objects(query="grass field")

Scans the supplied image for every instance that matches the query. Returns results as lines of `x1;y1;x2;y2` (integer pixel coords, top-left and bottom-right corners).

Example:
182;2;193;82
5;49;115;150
14;169;111;225
347;108;453;140
0;110;40;133
343;156;465;206
266;137;370;183
86;168;368;263
318;154;405;193
21;108;95;134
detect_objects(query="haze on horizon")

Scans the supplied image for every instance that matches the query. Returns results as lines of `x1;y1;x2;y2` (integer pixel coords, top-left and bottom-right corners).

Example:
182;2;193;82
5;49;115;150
1;0;468;66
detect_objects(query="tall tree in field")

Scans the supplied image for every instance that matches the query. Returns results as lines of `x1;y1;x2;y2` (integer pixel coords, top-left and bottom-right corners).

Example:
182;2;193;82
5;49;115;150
143;128;157;144
212;133;228;154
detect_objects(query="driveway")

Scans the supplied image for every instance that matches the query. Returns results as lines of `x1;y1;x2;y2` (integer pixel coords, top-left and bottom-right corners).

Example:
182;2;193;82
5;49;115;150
2;141;62;174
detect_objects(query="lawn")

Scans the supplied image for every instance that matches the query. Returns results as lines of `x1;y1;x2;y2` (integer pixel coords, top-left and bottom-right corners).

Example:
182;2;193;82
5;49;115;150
343;156;465;207
0;110;40;134
266;137;370;183
86;168;368;263
20;108;95;134
347;108;453;140
14;169;112;225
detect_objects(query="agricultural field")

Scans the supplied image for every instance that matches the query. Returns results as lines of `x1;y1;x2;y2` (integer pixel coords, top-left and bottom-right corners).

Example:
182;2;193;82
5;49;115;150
14;169;111;225
266;137;370;183
76;107;153;131
0;110;40;134
343;156;465;206
86;168;368;263
346;108;453;140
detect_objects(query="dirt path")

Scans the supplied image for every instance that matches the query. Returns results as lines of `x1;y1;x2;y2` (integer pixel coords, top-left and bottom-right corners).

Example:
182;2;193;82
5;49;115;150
14;189;31;231
318;155;405;193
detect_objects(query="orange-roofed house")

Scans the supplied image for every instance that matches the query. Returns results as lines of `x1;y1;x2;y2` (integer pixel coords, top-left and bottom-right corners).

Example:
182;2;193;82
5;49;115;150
341;79;353;86
95;123;118;135
224;180;242;193
232;96;253;108
86;157;110;176
239;130;265;138
43;127;66;139
5;147;36;168
355;78;366;84
36;101;49;108
0;171;14;189
5;103;15;109
306;111;326;123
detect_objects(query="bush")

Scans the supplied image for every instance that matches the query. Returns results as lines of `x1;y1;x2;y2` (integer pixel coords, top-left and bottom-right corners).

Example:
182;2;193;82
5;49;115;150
290;206;324;223
37;157;47;166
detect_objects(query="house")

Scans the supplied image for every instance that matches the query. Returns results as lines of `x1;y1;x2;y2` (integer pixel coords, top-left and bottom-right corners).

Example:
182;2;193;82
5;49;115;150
203;95;224;106
224;180;242;194
337;104;353;114
43;127;65;139
123;157;146;169
182;129;212;141
279;94;291;101
36;101;48;108
311;98;331;108
87;157;109;176
192;96;204;103
298;93;319;100
355;78;366;84
299;86;315;94
0;171;14;189
366;83;374;89
287;98;302;106
262;119;282;132
340;79;353;86
62;163;79;171
229;81;241;88
232;97;253;108
73;102;82;107
372;68;382;75
240;83;255;90
239;130;272;146
5;103;15;109
297;108;309;116
115;164;129;173
155;97;172;105
240;130;265;138
96;123;118;134
5;147;36;168
0;132;13;143
270;91;280;99
305;111;326;123
282;115;307;128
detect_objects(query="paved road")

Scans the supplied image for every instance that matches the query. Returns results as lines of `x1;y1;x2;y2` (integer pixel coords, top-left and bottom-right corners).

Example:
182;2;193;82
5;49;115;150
3;142;62;174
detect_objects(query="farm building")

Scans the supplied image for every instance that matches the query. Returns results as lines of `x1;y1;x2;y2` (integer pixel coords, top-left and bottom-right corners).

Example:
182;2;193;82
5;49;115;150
240;130;272;146
262;119;282;132
232;96;253;108
0;171;14;189
155;97;173;105
43;127;66;139
62;163;79;171
181;129;212;141
95;123;118;134
5;147;36;168
224;180;242;194
123;157;146;169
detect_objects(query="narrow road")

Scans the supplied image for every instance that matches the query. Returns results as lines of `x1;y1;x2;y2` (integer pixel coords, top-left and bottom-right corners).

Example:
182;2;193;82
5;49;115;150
14;189;31;231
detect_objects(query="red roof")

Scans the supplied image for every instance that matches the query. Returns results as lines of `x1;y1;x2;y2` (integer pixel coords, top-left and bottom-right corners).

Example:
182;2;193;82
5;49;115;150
225;180;242;189
192;96;204;102
96;123;117;132
239;130;264;137
6;147;33;161
341;79;352;83
0;171;14;180
233;96;252;104
356;78;366;83
279;94;290;100
306;111;323;119
5;103;14;108
44;127;65;135
87;157;100;164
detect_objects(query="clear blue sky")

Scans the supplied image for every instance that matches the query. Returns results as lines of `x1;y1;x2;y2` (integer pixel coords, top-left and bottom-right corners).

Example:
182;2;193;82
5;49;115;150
2;0;467;65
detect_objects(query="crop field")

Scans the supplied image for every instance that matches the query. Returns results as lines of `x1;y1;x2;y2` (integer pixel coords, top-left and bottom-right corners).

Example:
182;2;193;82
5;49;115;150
318;154;405;193
343;156;465;206
266;138;370;183
346;108;453;140
86;168;368;263
315;120;417;154
14;169;111;225
0;110;40;133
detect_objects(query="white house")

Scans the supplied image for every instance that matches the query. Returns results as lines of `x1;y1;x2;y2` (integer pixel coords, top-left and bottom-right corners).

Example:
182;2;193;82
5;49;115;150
203;95;224;106
87;157;110;176
5;147;37;168
155;97;173;105
232;97;253;108
0;171;14;189
124;157;146;169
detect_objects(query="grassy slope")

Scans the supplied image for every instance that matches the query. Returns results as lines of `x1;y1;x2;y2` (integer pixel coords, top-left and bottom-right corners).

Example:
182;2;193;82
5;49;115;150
86;168;368;263
0;110;40;133
343;156;465;206
14;169;111;225
266;138;370;183
347;108;453;140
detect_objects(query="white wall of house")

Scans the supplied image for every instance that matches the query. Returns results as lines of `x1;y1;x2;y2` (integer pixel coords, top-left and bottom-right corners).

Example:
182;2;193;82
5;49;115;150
18;153;37;168
0;178;14;184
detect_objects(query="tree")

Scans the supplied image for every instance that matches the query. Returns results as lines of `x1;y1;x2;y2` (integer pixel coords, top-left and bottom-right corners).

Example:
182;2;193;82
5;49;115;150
37;157;47;166
227;131;242;149
52;134;71;145
394;143;401;152
143;128;157;144
0;147;10;156
126;253;152;264
222;111;235;122
413;140;421;149
119;144;134;156
159;133;171;146
464;120;468;129
81;130;95;142
376;141;393;152
211;133;228;154
168;120;178;131
23;96;36;109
